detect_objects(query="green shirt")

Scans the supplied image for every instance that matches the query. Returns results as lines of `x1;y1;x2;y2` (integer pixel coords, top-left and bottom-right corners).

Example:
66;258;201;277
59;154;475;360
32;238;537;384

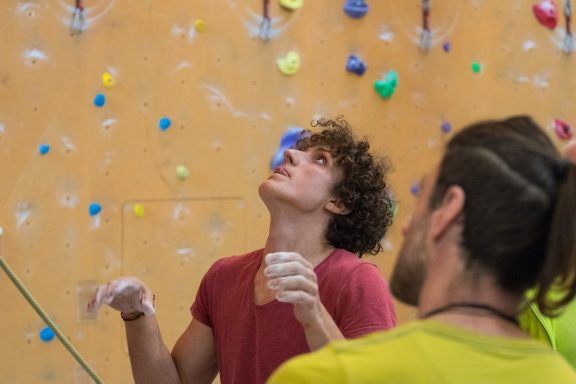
268;320;576;384
520;300;576;368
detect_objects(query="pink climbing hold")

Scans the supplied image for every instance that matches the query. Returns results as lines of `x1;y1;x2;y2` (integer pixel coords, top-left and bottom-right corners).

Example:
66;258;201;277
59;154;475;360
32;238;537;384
552;118;574;141
532;0;559;30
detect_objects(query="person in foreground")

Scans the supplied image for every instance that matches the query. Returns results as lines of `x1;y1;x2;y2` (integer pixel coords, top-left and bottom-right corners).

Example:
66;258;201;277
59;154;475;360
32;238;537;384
519;137;576;368
268;116;576;383
88;117;397;384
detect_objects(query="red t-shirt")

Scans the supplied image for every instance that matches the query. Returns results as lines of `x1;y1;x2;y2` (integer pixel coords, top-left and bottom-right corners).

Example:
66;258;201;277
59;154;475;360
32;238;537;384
191;249;396;384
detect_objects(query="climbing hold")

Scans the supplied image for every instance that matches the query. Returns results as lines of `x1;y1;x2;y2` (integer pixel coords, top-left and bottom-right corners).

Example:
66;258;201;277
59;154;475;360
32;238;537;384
102;72;115;88
552;118;574;140
532;0;558;30
277;51;301;76
89;203;102;216
279;0;303;10
346;55;367;76
442;41;451;52
194;19;206;32
176;165;189;180
159;117;172;130
39;144;50;155
40;326;55;342
271;126;304;170
410;182;421;196
93;93;106;107
374;70;398;99
344;0;369;18
441;121;452;134
471;62;482;74
132;203;145;218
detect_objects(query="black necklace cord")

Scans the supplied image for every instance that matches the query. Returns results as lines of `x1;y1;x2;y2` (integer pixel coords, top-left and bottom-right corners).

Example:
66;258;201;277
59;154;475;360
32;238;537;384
420;302;519;326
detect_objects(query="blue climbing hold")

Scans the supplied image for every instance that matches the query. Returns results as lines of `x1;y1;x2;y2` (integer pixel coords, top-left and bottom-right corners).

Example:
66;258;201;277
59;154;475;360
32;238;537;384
441;121;452;133
270;127;305;170
40;326;55;342
93;93;106;107
39;144;50;155
346;55;367;76
344;0;369;18
443;41;451;52
89;203;102;216
159;117;172;130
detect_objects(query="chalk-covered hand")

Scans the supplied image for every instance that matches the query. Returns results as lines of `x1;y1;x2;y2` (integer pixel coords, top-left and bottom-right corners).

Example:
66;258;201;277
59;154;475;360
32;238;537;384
264;252;322;328
87;277;155;317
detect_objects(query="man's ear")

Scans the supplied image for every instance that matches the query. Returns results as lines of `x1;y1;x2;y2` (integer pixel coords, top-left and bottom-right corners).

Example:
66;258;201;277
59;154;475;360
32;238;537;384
325;199;351;215
429;185;465;240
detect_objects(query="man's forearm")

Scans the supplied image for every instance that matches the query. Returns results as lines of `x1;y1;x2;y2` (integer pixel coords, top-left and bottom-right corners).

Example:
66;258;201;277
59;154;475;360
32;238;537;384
125;315;181;384
302;304;344;351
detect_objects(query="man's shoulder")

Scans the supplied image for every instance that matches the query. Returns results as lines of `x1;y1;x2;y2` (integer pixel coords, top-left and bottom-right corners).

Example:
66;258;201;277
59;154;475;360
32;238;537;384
208;249;263;275
329;321;419;351
318;248;380;279
269;324;420;384
272;322;576;383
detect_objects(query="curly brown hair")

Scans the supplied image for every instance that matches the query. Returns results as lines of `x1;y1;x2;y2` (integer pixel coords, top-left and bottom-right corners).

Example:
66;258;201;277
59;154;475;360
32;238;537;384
295;117;394;256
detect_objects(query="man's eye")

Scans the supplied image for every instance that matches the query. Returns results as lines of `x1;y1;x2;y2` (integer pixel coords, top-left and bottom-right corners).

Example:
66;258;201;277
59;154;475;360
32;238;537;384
317;155;327;165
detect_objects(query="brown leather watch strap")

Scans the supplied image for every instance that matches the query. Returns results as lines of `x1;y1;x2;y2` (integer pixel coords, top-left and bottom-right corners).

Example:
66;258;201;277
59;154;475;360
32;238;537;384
120;311;145;321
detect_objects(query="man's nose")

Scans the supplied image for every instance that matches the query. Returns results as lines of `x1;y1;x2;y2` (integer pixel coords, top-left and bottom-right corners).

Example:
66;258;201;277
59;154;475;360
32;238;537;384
283;148;300;165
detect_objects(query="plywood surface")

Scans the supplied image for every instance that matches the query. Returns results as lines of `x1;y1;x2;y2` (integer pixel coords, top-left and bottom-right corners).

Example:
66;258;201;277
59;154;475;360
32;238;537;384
0;0;574;382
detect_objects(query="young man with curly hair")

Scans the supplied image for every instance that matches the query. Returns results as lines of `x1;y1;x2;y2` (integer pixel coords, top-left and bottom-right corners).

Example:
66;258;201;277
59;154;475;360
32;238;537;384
89;118;397;384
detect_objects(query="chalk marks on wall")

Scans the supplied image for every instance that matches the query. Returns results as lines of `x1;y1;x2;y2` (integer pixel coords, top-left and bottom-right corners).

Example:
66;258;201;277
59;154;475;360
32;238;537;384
22;49;48;67
200;84;271;120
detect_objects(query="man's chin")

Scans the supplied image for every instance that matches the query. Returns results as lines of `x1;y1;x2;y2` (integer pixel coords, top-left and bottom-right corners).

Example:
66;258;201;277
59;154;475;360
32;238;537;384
390;273;421;307
391;289;419;307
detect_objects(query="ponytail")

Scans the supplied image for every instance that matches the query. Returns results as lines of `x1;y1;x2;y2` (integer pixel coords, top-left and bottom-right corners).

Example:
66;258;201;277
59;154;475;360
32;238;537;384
535;163;576;316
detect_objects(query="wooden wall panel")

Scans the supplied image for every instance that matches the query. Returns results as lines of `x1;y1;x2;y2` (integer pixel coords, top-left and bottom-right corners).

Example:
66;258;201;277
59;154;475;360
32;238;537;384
0;0;574;381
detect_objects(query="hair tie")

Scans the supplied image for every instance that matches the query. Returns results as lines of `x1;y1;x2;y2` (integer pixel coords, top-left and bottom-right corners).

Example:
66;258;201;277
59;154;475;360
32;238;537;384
554;159;570;182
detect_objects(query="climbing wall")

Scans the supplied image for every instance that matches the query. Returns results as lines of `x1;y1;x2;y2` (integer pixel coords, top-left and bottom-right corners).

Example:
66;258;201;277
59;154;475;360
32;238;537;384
1;0;575;382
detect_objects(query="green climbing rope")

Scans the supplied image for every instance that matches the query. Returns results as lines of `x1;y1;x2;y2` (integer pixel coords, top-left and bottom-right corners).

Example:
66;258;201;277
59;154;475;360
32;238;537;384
0;238;103;383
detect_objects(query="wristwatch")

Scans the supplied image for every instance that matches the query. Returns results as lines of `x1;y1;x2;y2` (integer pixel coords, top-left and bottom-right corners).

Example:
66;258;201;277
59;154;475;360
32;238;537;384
120;311;145;321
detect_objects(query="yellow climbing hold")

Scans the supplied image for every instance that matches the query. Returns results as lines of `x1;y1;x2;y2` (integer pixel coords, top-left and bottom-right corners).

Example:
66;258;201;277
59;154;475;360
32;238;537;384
102;72;115;88
195;19;206;32
277;51;301;76
176;165;189;180
132;203;145;218
279;0;303;10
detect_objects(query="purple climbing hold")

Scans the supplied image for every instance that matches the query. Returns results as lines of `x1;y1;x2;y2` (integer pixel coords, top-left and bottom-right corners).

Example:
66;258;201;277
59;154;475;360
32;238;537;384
346;55;367;76
442;41;451;52
441;121;452;134
410;182;421;196
270;127;305;170
344;0;369;19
